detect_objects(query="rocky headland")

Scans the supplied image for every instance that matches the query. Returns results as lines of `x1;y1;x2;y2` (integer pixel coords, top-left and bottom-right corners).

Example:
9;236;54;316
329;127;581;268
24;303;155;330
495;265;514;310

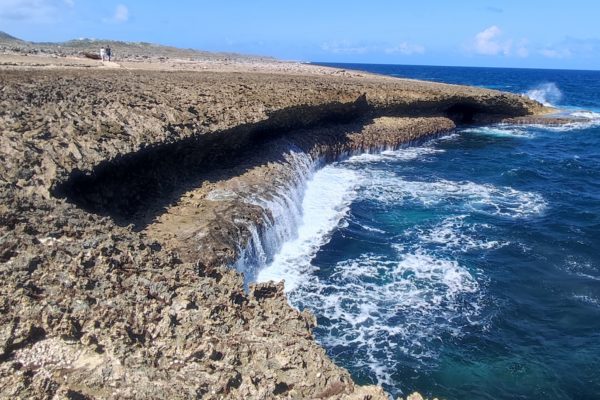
0;35;569;399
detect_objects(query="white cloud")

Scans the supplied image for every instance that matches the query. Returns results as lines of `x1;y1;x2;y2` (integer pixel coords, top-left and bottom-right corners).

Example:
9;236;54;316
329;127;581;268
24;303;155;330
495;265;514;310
0;0;67;21
540;48;572;59
321;41;369;55
322;40;425;56
485;6;503;13
384;42;425;55
113;4;128;22
539;38;600;59
472;25;512;56
103;3;129;23
469;30;599;61
468;26;531;58
515;39;530;58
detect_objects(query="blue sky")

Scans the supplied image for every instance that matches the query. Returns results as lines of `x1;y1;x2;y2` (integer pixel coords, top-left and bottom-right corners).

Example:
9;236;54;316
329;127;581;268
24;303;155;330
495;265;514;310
1;0;599;69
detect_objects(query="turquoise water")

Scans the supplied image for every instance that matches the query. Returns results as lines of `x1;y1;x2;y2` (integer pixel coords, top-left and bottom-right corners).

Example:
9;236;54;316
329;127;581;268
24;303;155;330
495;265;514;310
260;65;600;399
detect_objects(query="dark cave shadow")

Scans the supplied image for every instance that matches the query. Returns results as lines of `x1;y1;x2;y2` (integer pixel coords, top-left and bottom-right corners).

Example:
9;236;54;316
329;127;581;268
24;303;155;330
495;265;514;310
51;95;483;231
51;96;372;230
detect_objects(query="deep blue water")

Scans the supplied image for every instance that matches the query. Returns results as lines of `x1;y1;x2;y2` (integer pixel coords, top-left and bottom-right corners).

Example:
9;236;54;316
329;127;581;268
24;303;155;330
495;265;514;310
260;64;600;399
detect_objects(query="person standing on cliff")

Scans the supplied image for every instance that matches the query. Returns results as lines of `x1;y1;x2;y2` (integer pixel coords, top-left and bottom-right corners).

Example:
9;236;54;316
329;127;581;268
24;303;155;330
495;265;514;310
106;46;112;62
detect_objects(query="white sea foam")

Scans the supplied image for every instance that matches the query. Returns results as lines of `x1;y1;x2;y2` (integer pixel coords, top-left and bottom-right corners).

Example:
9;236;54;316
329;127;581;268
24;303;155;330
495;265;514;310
564;258;600;282
462;126;534;138
291;250;483;385
347;152;388;163
571;110;600;120
347;145;444;164
514;105;600;132
437;133;460;142
246;158;484;384
407;216;508;252
547;109;600;131
359;223;387;234
234;150;313;282
526;109;600;131
256;165;359;291
239;141;543;390
573;294;600;307
246;150;513;389
360;170;546;218
465;109;600;135
524;82;563;106
380;146;445;161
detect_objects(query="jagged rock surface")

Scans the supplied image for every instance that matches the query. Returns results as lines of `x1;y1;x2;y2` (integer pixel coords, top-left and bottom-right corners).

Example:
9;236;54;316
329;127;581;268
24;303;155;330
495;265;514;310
0;64;547;399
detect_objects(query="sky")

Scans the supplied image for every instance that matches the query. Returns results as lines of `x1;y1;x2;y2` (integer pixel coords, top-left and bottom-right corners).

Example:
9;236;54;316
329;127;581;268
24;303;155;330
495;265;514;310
1;0;600;70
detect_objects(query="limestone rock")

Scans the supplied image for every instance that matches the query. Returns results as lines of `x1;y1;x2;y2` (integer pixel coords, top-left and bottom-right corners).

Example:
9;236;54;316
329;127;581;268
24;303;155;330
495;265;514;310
0;57;551;398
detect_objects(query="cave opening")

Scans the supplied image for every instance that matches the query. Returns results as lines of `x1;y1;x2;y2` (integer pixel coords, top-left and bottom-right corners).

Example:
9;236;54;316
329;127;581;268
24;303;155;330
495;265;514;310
445;103;482;124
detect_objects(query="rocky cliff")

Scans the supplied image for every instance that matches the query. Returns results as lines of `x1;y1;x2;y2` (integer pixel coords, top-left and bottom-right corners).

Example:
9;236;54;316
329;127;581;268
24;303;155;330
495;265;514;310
0;63;550;399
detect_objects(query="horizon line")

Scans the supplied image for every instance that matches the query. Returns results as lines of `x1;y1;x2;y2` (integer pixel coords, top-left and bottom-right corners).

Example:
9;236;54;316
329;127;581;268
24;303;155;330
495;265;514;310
310;61;600;73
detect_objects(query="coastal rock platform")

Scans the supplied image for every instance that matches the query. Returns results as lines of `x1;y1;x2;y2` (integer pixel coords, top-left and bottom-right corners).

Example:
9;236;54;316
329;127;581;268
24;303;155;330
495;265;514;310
0;51;567;399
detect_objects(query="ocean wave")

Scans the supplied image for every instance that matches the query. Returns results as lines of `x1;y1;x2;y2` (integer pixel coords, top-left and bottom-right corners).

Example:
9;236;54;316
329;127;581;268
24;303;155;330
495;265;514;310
256;165;359;291
573;294;600;308
518;109;600;132
361;171;546;218
347;145;445;164
462;126;534;138
532;121;600;132
524;82;563;106
527;110;600;132
254;160;488;387
289;250;483;387
405;216;508;252
564;258;600;282
570;110;600;120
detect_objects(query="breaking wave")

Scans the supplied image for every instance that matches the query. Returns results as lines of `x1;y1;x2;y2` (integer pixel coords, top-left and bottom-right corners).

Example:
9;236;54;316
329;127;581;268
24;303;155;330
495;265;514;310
357;169;546;219
295;250;483;387
524;82;563;106
462;125;534;138
239;132;549;395
251;143;546;389
256;165;359;291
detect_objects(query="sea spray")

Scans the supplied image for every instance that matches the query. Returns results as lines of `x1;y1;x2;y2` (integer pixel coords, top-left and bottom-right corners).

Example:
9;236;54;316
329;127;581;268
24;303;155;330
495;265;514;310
232;138;449;285
257;165;360;291
252;138;551;394
300;62;600;400
524;82;563;106
233;150;314;283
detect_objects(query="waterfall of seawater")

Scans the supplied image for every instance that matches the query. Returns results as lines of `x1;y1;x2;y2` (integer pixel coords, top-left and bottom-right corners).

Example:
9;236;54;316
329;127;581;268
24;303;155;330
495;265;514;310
233;150;315;284
232;141;443;287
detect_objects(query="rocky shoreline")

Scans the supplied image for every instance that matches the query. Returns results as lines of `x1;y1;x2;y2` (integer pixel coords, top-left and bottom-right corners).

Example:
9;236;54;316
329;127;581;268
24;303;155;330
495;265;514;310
0;46;573;399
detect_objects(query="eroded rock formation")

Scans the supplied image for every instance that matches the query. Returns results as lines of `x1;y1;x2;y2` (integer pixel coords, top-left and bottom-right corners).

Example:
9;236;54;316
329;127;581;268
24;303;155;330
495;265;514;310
0;64;552;399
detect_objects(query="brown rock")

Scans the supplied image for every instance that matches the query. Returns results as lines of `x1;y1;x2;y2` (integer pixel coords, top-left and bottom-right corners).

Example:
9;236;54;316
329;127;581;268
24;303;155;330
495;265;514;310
0;50;550;399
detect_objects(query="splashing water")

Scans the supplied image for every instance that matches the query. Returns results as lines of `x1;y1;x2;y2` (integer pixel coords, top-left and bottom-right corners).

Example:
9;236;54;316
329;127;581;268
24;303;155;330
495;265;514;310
241;64;600;399
524;82;563;106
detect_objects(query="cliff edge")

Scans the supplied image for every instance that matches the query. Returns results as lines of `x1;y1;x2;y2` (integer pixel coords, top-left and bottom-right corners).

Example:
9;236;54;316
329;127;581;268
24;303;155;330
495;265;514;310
0;54;551;399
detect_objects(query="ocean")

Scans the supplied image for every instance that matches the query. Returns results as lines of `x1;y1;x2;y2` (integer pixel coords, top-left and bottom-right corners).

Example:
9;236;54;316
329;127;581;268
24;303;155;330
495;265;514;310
256;64;600;399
